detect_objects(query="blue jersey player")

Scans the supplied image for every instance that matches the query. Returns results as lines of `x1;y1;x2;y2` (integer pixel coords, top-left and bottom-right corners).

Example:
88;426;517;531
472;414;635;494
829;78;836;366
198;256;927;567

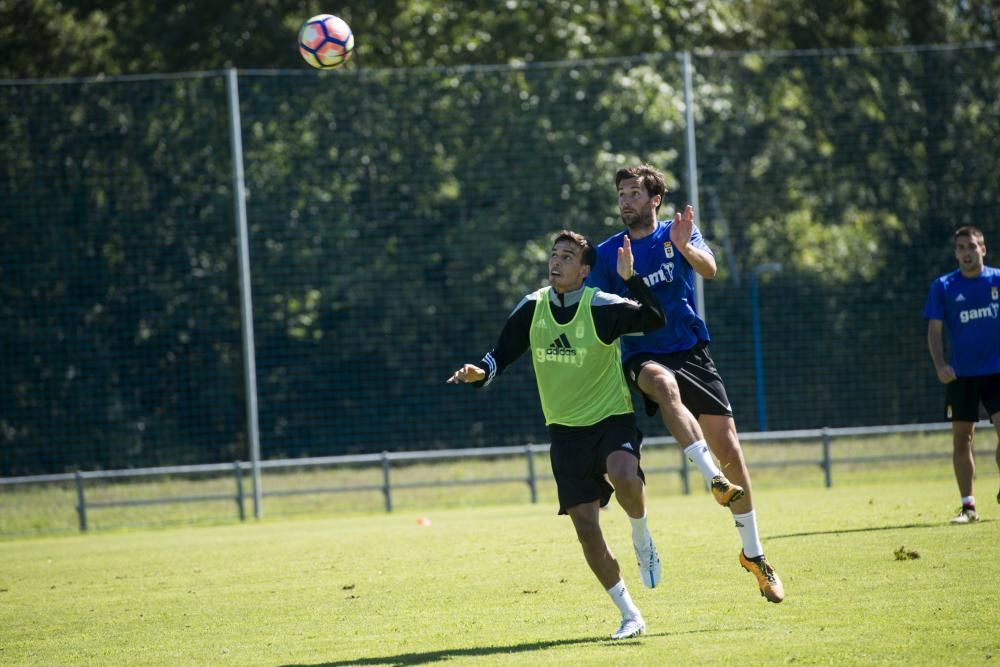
924;225;1000;524
588;164;783;603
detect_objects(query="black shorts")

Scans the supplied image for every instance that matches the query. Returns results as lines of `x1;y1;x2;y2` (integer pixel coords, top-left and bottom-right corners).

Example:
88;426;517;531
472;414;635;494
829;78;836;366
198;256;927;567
945;374;1000;422
548;413;645;515
623;343;733;419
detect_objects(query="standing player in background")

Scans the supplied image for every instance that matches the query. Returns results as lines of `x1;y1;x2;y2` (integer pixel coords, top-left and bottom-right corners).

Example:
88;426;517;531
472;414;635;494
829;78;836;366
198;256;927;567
448;230;665;640
587;164;784;603
924;225;1000;524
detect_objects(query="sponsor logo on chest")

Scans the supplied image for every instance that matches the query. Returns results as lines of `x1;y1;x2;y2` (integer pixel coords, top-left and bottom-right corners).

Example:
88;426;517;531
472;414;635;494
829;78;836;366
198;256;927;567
642;262;675;287
959;302;1000;323
536;333;589;366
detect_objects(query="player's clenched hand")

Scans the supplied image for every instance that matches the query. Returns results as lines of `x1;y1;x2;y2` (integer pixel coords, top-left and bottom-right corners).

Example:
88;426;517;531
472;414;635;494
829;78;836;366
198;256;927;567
446;364;486;384
616;235;635;280
935;364;957;384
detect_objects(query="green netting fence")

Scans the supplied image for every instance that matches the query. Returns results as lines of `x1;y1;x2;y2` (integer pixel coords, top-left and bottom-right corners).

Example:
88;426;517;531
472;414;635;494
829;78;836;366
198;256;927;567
2;44;998;476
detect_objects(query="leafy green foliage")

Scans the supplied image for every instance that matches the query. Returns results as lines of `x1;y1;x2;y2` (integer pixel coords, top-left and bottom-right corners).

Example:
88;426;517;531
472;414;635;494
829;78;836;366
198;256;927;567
2;3;999;472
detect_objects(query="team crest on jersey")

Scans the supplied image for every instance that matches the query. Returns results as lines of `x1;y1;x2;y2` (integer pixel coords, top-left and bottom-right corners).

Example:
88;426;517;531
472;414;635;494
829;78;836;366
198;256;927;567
576;323;585;339
663;242;674;259
993;286;998;301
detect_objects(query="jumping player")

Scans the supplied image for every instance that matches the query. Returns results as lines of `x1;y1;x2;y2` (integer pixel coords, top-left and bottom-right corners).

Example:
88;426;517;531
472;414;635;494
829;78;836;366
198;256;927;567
587;164;784;603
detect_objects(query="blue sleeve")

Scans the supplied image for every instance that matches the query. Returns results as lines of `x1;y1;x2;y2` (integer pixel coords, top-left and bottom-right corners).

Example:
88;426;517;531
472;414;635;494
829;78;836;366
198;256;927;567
689;224;712;253
588;239;634;298
923;279;944;320
586;245;615;292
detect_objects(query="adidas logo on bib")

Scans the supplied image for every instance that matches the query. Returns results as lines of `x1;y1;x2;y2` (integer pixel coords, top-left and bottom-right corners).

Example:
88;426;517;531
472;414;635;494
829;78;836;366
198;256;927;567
546;333;576;357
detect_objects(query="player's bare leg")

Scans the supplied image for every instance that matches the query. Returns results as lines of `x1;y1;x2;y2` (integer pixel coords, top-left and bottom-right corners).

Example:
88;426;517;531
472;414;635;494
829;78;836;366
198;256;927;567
567;501;621;589
992;412;1000;505
566;501;645;638
637;362;743;506
701;413;783;602
700;414;753;512
636;363;702;447
950;421;979;523
607;450;645;518
952;421;977;498
607;450;660;589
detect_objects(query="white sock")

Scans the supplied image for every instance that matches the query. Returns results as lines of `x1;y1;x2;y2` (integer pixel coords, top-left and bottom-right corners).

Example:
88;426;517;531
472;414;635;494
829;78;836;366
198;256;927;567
961;495;975;507
683;440;721;482
628;513;649;546
733;510;764;559
606;580;642;620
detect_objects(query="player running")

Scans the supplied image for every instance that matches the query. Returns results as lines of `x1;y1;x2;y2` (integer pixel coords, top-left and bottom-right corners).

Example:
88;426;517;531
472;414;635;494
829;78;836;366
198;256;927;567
448;229;665;639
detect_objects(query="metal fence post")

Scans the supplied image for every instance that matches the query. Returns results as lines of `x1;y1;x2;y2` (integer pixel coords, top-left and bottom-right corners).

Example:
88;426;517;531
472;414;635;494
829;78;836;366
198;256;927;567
227;67;263;521
74;471;88;532
822;427;832;487
233;461;246;521
682;50;706;324
381;451;393;512
525;445;537;504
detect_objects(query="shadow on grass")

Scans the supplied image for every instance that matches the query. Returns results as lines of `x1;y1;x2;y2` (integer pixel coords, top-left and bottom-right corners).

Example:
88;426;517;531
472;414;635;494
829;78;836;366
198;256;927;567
282;630;679;666
769;519;990;540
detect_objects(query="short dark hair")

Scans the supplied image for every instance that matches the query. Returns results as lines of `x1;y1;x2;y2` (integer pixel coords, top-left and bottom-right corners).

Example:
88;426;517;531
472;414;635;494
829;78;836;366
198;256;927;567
552;229;596;267
954;225;985;245
615;164;667;211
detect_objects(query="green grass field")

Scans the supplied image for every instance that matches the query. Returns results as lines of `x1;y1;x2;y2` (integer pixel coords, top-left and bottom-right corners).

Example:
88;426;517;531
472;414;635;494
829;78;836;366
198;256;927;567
2;472;998;665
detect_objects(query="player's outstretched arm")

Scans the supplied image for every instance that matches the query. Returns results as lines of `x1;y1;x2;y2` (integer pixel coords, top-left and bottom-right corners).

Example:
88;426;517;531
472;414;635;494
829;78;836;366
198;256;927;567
446;364;486;384
449;294;534;387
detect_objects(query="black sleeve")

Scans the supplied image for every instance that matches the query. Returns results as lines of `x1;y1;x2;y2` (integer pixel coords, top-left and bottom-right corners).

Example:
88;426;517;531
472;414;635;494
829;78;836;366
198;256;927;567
592;274;666;344
468;295;535;388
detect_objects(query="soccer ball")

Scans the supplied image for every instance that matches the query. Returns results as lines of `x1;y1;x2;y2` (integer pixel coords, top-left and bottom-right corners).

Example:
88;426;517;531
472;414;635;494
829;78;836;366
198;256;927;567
298;14;354;69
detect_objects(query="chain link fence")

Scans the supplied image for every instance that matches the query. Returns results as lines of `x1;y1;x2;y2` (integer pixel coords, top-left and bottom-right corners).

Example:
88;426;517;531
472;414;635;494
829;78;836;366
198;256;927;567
2;44;998;477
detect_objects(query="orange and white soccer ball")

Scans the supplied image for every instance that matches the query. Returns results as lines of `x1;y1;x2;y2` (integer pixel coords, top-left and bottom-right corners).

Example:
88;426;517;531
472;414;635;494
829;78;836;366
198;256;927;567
298;14;354;69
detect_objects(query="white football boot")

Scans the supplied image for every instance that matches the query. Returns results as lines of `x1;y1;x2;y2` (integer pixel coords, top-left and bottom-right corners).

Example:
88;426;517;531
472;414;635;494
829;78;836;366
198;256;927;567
633;533;661;589
611;616;646;640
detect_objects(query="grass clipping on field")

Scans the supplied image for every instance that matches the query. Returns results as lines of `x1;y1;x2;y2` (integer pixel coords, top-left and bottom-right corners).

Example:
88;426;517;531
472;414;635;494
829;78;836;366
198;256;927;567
894;545;921;560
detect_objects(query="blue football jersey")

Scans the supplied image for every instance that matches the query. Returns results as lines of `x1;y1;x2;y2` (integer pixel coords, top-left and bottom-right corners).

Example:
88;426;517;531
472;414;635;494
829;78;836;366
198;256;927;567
588;220;711;359
923;265;1000;377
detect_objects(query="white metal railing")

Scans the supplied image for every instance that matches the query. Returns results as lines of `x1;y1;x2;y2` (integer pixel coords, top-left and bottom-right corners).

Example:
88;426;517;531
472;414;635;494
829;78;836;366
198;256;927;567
1;421;990;532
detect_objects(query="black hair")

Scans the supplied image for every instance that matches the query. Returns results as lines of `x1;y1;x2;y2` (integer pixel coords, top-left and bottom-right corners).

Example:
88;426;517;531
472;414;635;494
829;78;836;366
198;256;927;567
615;164;667;211
552;229;596;267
